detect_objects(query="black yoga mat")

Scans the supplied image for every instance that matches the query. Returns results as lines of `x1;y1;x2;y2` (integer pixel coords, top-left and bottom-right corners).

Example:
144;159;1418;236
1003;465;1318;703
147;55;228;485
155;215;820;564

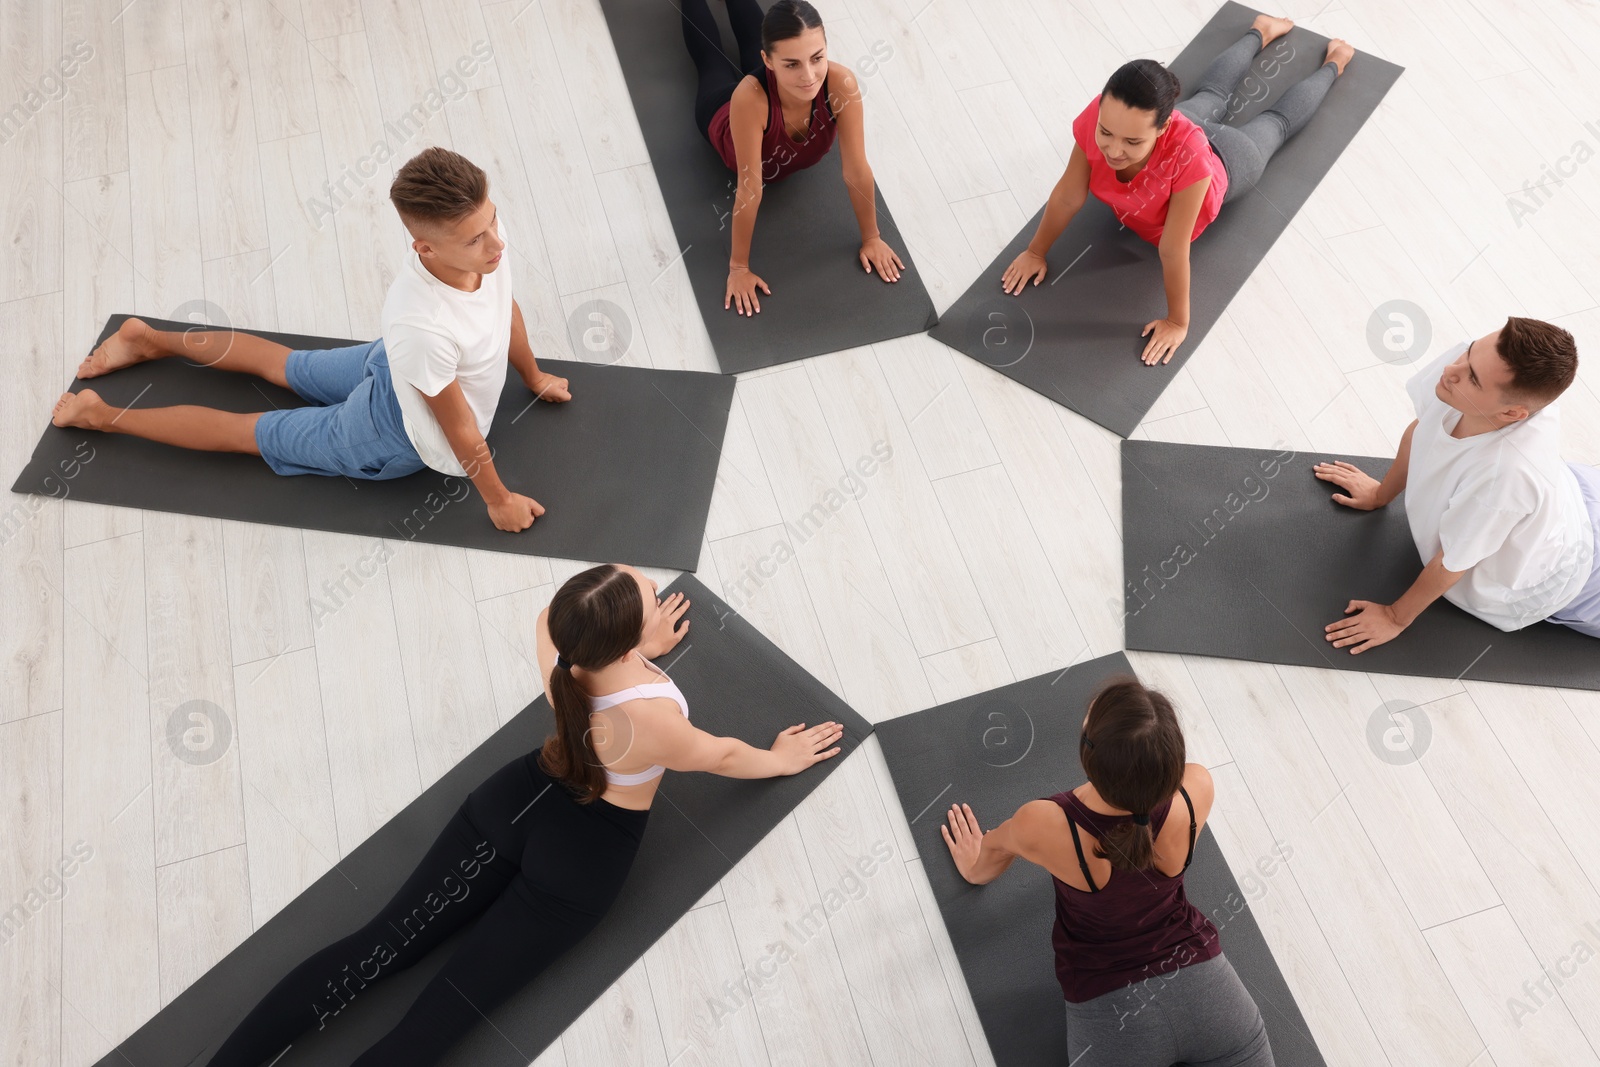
1121;439;1600;688
95;574;872;1067
875;652;1327;1066
12;315;733;571
597;0;938;373
929;2;1403;437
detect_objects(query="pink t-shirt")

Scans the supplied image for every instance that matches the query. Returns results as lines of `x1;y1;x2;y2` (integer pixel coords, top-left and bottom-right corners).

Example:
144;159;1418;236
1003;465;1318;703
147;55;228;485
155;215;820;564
1072;95;1227;244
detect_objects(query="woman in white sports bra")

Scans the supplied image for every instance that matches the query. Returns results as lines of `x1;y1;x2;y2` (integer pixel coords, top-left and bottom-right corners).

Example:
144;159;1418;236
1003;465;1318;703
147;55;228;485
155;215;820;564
207;562;844;1067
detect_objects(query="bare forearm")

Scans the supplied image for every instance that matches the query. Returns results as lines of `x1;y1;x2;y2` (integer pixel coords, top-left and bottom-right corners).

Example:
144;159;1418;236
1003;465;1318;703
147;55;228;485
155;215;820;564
1392;551;1464;626
1026;183;1084;257
965;838;1019;885
1377;422;1417;506
730;178;762;267
1159;250;1191;325
842;164;879;241
711;736;784;778
506;301;541;385
445;420;509;504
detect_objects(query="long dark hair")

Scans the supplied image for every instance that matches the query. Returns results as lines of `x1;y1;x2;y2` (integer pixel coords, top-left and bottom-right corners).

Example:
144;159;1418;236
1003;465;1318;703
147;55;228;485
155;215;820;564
762;0;824;53
539;565;645;803
1101;59;1182;128
1079;677;1186;872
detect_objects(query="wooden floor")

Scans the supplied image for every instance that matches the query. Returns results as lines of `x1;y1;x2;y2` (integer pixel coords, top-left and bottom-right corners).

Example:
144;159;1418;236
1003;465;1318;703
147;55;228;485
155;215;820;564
5;0;1600;1063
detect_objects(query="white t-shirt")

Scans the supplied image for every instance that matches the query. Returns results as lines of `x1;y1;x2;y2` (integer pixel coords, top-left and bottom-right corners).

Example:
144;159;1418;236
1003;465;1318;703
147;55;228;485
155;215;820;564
1403;344;1594;630
380;224;513;476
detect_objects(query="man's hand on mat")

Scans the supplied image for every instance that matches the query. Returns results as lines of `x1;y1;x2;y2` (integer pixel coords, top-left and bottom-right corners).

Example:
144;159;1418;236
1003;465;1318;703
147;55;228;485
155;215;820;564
859;237;904;282
1001;250;1048;294
527;370;571;403
725;266;770;316
637;591;691;659
770;721;845;774
1314;461;1384;510
1140;319;1187;365
940;803;985;882
1325;600;1405;654
487;491;545;533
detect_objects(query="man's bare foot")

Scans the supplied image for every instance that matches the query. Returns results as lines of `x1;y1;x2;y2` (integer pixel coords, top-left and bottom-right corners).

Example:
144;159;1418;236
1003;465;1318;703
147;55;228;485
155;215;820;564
1325;39;1355;75
1251;13;1294;47
78;317;164;379
52;389;111;431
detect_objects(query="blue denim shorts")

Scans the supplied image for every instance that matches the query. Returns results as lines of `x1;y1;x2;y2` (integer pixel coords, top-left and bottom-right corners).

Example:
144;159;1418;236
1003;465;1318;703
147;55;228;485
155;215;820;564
1547;463;1600;638
254;339;425;480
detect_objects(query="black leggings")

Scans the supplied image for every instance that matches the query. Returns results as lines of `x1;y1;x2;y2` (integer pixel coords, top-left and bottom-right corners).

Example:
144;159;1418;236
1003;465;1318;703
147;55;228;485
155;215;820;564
207;754;648;1066
682;0;766;137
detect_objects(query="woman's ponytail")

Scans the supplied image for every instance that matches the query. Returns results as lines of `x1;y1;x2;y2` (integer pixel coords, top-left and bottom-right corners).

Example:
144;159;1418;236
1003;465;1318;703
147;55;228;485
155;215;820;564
1079;677;1186;872
538;565;645;803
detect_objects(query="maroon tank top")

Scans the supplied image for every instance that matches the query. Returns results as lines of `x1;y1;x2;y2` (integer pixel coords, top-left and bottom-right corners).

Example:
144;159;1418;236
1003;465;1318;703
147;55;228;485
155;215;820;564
709;67;838;182
1048;788;1220;1003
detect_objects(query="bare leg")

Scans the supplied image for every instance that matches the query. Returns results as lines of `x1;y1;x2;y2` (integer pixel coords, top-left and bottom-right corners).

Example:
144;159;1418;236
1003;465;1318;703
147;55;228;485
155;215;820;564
52;389;262;455
77;316;294;390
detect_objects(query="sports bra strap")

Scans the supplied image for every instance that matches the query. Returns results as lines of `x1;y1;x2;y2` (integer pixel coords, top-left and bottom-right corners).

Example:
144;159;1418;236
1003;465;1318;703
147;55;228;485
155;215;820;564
1062;805;1100;894
1179;785;1198;872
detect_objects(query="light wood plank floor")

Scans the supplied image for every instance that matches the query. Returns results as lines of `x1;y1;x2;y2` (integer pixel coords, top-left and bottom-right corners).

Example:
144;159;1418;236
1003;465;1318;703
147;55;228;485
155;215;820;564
4;0;1600;1063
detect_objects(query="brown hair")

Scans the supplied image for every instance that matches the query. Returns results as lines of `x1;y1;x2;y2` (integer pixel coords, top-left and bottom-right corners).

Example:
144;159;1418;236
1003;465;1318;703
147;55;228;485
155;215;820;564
1496;316;1578;405
1078;677;1186;872
539;565;645;803
388;147;488;232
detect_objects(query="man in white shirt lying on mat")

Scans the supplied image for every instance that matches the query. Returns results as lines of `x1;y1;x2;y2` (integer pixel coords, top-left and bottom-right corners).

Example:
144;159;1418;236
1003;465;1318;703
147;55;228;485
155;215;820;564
51;147;569;533
1314;316;1600;652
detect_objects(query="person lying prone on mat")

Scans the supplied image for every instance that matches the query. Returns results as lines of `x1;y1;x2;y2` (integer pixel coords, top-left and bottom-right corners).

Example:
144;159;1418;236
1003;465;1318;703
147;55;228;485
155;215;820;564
941;678;1275;1067
204;564;846;1067
1000;14;1353;365
681;0;903;315
1315;316;1600;652
53;148;569;534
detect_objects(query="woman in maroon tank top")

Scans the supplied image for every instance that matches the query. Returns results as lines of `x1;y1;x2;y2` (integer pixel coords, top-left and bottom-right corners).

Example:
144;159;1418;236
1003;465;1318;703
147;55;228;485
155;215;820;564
941;677;1275;1066
680;0;904;315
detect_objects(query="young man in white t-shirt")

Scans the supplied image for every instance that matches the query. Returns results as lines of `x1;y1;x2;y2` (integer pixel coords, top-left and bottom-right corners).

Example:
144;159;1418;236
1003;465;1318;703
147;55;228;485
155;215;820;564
1314;316;1600;652
51;147;568;532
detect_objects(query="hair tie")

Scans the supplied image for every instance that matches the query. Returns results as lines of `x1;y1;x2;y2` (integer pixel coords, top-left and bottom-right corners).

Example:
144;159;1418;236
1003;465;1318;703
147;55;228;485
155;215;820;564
1130;813;1150;826
555;653;571;670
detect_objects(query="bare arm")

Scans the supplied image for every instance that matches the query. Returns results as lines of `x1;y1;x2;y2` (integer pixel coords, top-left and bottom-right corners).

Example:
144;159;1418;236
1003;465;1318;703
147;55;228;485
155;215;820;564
420;382;542;531
1002;147;1091;294
724;77;769;315
1141;177;1210;365
829;62;902;284
506;300;569;401
1315;420;1417;510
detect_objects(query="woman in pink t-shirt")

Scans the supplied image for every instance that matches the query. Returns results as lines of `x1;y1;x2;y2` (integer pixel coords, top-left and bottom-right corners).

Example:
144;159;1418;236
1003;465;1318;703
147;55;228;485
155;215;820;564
1002;14;1354;364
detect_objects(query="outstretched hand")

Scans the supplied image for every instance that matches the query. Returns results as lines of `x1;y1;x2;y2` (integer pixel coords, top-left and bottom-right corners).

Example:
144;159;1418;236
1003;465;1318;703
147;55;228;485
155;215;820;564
859;237;904;281
725;266;770;315
941;803;985;883
637;591;691;659
1314;461;1384;510
1140;319;1187;365
1325;600;1405;654
1002;250;1048;294
770;721;845;774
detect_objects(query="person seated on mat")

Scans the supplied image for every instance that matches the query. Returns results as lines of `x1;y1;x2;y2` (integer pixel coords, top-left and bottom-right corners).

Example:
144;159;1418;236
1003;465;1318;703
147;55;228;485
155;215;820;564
1000;15;1353;365
941;677;1273;1066
205;564;846;1067
681;0;903;315
1315;317;1600;652
49;147;568;533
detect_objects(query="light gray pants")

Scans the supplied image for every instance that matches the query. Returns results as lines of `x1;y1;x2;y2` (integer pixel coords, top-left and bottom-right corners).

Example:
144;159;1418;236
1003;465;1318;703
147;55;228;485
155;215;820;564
1064;954;1274;1066
1174;30;1338;204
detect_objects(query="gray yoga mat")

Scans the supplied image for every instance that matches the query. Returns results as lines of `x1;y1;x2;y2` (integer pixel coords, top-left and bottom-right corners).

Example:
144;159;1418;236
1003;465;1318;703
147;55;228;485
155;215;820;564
596;0;938;373
929;2;1403;437
875;652;1328;1066
94;574;873;1067
1122;439;1600;688
12;315;733;571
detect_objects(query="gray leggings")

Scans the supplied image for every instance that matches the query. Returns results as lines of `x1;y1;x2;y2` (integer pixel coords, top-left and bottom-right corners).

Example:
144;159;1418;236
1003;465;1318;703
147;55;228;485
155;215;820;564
1065;954;1274;1066
1174;29;1338;204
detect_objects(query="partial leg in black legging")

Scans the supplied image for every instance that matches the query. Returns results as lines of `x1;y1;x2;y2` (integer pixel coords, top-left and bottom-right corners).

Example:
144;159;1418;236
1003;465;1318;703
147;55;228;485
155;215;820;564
205;811;517;1066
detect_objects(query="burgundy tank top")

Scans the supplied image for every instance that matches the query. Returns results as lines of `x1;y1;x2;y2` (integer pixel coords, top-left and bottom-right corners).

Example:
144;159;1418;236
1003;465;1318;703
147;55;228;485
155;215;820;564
1048;788;1220;1003
709;67;838;182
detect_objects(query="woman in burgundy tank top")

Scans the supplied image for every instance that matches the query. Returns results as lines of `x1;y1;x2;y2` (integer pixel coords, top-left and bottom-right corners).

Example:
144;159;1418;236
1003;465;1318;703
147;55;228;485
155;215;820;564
940;677;1275;1066
679;0;904;315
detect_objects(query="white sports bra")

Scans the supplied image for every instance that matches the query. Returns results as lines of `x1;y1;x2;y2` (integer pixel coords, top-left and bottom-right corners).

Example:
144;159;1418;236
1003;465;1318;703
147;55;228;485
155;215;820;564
588;652;690;786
